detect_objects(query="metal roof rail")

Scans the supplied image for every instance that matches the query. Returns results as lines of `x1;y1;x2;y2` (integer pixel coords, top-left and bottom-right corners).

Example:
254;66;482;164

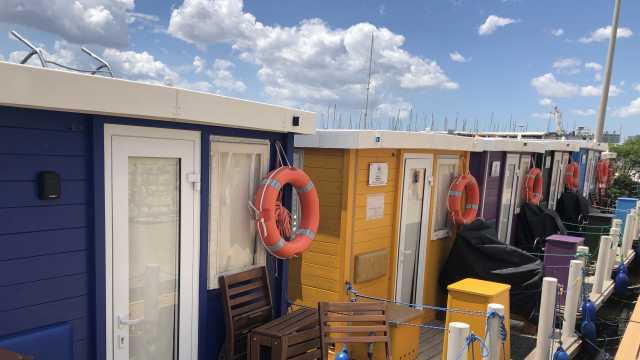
10;30;113;77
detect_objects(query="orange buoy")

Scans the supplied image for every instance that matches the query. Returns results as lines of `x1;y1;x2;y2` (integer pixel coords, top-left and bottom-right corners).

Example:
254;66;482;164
254;166;319;258
565;162;579;192
524;167;543;205
447;174;480;225
596;159;609;188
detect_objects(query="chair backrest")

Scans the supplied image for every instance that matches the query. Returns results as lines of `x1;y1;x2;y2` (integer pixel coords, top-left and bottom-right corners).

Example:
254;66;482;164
219;266;274;360
317;302;391;360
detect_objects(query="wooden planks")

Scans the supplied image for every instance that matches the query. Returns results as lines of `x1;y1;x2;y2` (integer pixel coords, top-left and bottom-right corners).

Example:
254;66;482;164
0;107;98;359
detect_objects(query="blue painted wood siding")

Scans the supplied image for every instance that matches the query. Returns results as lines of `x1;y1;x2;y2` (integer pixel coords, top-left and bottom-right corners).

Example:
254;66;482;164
0;107;91;359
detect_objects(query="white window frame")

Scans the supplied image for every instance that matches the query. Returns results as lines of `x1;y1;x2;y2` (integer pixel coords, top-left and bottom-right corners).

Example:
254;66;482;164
104;124;201;360
208;136;270;289
395;153;433;304
291;150;304;228
431;156;459;240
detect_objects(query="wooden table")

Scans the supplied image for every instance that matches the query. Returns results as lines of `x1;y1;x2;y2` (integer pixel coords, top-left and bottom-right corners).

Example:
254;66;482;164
249;308;321;360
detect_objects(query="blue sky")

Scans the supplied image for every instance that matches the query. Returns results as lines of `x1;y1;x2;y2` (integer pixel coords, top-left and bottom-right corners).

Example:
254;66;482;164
1;0;639;136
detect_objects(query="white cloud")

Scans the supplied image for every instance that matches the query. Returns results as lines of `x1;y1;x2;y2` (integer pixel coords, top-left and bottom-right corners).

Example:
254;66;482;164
168;0;458;111
552;57;581;74
206;59;246;92
531;112;550;119
102;48;180;85
0;0;135;47
531;73;578;98
570;108;596;116
584;62;602;81
168;0;260;49
550;28;564;37
539;98;553;106
613;98;640;117
449;51;469;63
580;84;622;97
579;26;633;43
378;4;385;15
193;56;205;73
478;15;518;36
633;84;640;93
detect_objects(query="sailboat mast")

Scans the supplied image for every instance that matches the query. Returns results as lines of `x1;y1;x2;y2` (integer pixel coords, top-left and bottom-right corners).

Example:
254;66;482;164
363;33;374;129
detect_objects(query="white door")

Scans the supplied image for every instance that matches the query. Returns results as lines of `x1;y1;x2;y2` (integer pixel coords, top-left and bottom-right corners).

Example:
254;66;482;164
514;154;531;214
498;154;520;243
583;151;597;197
548;152;563;210
559;152;570;193
395;155;433;304
105;125;200;360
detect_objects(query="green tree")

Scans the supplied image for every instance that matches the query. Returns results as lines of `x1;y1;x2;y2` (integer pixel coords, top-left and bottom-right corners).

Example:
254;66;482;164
609;138;640;201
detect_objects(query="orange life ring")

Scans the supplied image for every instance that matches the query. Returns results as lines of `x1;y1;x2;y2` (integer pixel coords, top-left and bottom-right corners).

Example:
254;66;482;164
596;159;609;188
254;166;319;259
447;174;480;225
565;162;579;192
524;167;543;205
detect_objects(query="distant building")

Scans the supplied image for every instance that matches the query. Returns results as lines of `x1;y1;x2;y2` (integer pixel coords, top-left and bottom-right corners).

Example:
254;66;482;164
626;135;640;143
601;131;621;144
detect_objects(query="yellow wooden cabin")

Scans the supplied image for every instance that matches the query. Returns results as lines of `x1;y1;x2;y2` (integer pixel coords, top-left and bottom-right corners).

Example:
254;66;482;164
288;130;482;320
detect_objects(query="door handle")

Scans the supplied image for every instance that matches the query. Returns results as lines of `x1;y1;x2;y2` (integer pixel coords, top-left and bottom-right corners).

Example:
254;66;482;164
118;314;143;327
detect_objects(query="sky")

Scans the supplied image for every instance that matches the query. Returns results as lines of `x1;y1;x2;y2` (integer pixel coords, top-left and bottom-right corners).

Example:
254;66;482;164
1;0;639;136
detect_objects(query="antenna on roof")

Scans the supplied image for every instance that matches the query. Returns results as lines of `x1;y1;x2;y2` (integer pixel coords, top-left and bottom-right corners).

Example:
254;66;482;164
10;30;113;77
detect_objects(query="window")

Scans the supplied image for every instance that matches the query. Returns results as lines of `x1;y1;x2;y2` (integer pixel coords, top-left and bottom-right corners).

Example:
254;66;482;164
208;137;270;289
291;150;304;230
432;156;459;239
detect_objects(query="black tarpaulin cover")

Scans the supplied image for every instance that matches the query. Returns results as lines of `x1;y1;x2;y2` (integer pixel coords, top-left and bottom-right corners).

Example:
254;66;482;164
515;203;567;253
440;219;543;319
556;191;591;224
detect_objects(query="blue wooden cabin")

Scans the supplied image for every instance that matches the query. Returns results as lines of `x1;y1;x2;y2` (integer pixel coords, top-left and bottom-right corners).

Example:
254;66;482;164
534;140;580;211
0;61;315;360
569;141;608;199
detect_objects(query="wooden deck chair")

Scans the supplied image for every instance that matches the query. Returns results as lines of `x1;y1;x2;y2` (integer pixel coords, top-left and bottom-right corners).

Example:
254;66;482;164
219;266;274;360
318;302;392;360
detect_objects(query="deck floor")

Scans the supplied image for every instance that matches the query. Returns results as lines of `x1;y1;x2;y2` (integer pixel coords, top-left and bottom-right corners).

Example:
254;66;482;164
417;320;445;360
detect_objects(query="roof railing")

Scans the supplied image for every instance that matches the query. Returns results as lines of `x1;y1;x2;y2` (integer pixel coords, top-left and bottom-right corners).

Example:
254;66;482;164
10;30;113;77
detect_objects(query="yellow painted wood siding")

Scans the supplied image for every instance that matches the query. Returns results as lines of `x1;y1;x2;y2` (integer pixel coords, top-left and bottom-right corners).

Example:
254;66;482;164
350;149;401;299
289;147;469;319
289;149;348;307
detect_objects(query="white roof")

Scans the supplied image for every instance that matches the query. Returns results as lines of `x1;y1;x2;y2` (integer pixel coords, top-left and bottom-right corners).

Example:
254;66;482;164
474;137;546;153
0;61;315;134
528;139;581;152
295;129;548;153
295;129;479;151
566;140;608;152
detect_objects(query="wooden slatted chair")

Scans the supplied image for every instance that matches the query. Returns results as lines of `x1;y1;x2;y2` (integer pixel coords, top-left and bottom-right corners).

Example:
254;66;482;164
318;302;392;360
219;266;274;360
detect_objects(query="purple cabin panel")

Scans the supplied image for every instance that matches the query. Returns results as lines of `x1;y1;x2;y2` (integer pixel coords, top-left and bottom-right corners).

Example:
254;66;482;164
543;234;584;305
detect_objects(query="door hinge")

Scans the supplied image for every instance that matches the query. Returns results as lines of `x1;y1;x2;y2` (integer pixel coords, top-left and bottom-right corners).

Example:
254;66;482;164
187;172;201;192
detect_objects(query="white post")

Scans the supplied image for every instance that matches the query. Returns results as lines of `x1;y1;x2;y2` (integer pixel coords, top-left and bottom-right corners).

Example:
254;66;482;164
592;235;612;295
608;227;621;272
447;322;470;360
622;213;633;260
535;277;558;360
485;304;505;360
562;260;583;345
577;245;590;260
